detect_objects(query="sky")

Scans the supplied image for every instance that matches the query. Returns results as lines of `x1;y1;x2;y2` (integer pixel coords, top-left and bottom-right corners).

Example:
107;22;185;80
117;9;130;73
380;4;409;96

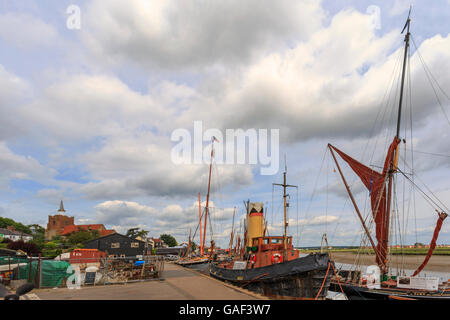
0;0;449;248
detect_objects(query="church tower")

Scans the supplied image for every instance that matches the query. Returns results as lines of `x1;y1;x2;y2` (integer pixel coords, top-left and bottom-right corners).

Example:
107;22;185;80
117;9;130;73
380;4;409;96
44;200;75;240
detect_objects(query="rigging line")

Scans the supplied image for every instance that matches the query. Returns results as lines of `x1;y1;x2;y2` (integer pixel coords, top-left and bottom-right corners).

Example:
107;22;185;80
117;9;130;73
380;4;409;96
402;149;450;158
329;198;349;245
296;185;299;247
399;153;450;212
411;36;450;127
407;47;419;247
300;145;328;238
370;48;405;165
411;35;450;101
326;149;329;235
397;165;449;213
393;176;405;273
271;184;274;228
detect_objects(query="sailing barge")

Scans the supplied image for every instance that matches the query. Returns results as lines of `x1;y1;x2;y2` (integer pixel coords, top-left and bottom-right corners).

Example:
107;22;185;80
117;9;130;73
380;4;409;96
177;138;218;272
209;170;333;299
328;10;450;300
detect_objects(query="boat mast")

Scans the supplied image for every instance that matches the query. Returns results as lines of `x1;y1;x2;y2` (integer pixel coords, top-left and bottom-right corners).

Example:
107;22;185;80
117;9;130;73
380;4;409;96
202;137;216;256
273;159;297;260
199;192;203;256
396;7;411;140
229;207;236;256
383;8;411;273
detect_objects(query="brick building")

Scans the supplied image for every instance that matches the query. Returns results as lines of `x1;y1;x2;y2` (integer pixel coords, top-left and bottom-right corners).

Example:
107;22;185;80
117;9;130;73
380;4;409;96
45;200;75;240
45;200;115;240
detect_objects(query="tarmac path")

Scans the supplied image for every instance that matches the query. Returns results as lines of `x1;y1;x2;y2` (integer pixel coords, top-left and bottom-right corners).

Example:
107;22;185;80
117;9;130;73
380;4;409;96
33;262;263;300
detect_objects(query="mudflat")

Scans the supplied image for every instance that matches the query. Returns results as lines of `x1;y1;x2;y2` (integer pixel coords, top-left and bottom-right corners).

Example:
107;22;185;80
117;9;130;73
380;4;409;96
330;251;450;274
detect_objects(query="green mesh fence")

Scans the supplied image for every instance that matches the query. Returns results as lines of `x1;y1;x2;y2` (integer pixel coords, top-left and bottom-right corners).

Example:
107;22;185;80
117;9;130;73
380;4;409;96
15;260;73;288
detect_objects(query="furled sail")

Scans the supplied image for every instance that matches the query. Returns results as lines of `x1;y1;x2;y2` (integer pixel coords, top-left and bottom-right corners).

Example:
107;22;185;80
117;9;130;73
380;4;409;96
329;137;400;268
411;211;448;277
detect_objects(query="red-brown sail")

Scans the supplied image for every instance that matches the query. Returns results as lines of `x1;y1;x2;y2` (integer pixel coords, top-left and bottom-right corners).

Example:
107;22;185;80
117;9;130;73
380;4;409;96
411;211;448;277
330;137;400;269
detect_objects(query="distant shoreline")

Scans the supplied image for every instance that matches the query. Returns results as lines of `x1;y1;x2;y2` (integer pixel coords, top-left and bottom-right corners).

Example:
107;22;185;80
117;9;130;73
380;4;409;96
329;251;450;274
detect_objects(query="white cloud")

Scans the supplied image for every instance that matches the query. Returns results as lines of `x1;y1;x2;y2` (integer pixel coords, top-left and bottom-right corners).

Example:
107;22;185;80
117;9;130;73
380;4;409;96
0;142;55;189
0;12;58;49
94;200;158;226
389;0;412;16
82;0;325;70
0;65;29;140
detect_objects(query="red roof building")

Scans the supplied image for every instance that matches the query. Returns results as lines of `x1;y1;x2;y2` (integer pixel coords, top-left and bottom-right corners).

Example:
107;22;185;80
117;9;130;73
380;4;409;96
61;224;115;237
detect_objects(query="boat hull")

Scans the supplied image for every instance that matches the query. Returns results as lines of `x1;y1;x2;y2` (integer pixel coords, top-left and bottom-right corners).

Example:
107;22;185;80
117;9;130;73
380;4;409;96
330;282;450;300
210;253;332;299
177;259;210;273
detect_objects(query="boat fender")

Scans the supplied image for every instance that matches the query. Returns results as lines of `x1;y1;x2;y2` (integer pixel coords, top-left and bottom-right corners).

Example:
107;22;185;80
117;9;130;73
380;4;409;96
271;253;282;264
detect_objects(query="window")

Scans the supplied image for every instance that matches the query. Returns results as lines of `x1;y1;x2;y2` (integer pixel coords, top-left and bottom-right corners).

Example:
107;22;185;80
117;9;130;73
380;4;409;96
111;242;120;248
131;242;139;248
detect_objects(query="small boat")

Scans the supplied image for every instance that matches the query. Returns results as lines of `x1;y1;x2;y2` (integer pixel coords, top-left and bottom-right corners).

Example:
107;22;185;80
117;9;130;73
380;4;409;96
209;169;333;299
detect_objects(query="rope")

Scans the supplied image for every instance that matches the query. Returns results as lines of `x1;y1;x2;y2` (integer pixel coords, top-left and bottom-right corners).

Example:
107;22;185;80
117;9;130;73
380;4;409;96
329;261;346;297
315;262;331;300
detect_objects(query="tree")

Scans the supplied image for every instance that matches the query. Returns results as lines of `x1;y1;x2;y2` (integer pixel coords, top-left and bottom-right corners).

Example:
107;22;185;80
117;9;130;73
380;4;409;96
28;224;45;244
7;240;40;255
68;231;95;245
126;228;148;239
28;224;45;235
0;217;32;234
160;234;177;247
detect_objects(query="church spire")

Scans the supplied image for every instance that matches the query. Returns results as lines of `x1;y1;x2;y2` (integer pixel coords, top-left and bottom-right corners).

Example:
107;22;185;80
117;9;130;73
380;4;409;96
58;200;66;213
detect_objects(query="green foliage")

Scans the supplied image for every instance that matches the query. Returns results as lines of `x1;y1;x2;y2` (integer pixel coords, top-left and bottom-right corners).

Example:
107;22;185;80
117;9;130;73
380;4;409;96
44;241;58;250
28;224;45;242
7;240;40;255
68;231;96;245
28;224;45;235
160;234;177;247
126;228;149;239
51;234;62;242
42;248;63;259
0;216;32;234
